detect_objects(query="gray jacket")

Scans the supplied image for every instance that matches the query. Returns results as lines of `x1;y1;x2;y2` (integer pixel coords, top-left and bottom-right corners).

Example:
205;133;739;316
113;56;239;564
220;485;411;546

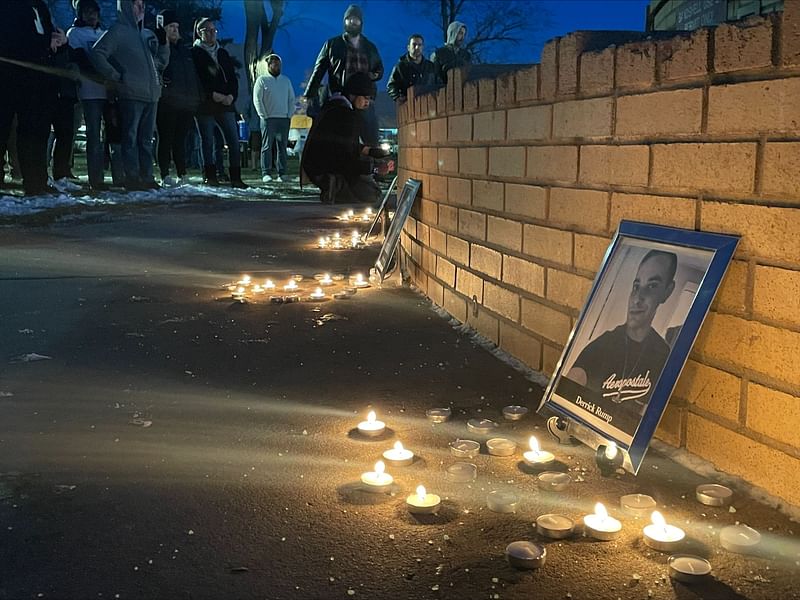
91;0;168;102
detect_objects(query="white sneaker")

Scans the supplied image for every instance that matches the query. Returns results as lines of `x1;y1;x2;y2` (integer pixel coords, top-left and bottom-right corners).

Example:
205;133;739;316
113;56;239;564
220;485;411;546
51;177;82;192
261;175;273;183
162;175;178;186
277;175;288;182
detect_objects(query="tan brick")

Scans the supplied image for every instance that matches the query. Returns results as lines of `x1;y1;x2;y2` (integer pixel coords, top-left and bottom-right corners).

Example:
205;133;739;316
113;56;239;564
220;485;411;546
753;265;800;325
448;177;471;207
459;147;487;176
652;143;756;195
553;97;613;138
489;146;526;178
507;105;551;141
419;198;438;225
781;0;800;67
714;17;774;73
500;322;542;370
428;276;444;305
526;146;578;183
438;204;457;232
502;255;545;296
505;184;547;220
436;87;446;116
497;72;516;106
558;33;581;97
459;209;486;240
610;192;696;230
574;233;610;274
580;48;614;95
438;147;459;174
616;89;702;137
443;287;467;322
674;360;741;420
484;281;520;322
515;65;539;102
422;246;436;274
430;117;447;142
429;227;446;253
540;39;558;101
463;80;479;111
448;114;472;142
436;256;456;286
762;142;800;201
422;147;438;172
487;217;523;253
542;343;564;375
473;110;506;141
579;145;649;187
714;260;748;315
549;188;609;235
686;414;800;506
700;201;800;263
428;175;447;202
521;299;572;344
470;244;502;279
411;239;422;265
402;122;416;147
616;41;656;90
428;94;439;119
404;147;422;170
546;269;593;311
708;80;800;136
523;225;573;266
657;29;708;81
449;66;464;113
747;383;800;447
416;221;430;246
447;235;470;265
467;306;500;343
478;78;496;108
472;180;504;211
456;267;483;302
655;404;684;447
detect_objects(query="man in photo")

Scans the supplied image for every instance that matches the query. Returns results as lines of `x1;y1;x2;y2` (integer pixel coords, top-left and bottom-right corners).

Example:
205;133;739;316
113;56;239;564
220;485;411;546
567;249;677;417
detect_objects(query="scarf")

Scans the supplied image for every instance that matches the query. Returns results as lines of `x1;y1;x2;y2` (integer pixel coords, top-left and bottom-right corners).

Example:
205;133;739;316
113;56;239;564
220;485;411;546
193;39;219;63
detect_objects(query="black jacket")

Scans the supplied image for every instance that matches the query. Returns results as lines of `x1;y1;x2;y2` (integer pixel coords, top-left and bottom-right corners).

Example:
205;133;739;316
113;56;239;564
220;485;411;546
304;34;383;99
431;44;471;85
0;1;61;95
386;53;437;101
162;41;202;112
191;44;238;115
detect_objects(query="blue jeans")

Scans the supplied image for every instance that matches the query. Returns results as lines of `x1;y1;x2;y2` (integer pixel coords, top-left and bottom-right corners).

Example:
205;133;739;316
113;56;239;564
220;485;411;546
117;99;157;186
197;111;240;169
260;117;290;176
82;99;123;187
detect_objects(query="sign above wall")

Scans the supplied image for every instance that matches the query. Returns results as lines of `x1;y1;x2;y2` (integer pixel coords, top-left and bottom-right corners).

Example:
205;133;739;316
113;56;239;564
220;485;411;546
539;220;739;474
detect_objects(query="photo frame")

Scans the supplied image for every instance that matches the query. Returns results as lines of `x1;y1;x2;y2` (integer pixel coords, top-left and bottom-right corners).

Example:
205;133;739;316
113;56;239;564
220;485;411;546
374;178;421;282
539;220;740;474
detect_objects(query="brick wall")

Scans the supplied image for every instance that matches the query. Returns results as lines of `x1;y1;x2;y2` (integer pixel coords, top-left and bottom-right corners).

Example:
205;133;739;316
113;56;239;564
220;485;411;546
396;9;800;508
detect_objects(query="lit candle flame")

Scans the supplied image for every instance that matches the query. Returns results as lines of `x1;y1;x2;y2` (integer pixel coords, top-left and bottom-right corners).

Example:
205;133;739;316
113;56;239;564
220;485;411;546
651;510;667;534
264;279;275;289
235;286;245;295
333;231;341;239
347;209;354;218
367;410;376;424
605;442;618;460
355;273;364;283
318;237;326;247
595;502;608;521
416;484;426;500
528;436;540;455
374;461;385;475
241;275;251;284
394;441;404;451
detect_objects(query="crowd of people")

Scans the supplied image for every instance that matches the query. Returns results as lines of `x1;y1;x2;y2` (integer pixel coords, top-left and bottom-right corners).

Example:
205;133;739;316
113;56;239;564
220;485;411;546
0;0;473;204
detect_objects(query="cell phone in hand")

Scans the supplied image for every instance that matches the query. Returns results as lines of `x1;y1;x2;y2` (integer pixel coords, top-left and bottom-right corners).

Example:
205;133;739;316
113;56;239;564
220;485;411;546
156;14;164;28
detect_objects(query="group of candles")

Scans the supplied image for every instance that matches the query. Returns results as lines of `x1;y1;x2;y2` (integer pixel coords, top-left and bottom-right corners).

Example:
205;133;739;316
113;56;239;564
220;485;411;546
317;229;365;250
353;407;759;581
338;207;375;223
225;272;370;303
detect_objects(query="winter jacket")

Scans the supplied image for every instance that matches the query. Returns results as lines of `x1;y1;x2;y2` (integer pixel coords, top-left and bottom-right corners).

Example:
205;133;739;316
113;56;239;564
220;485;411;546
253;73;296;120
304;34;383;99
431;21;471;85
0;1;62;96
160;40;202;112
67;22;107;101
191;43;239;115
386;53;438;101
90;0;169;103
300;94;371;180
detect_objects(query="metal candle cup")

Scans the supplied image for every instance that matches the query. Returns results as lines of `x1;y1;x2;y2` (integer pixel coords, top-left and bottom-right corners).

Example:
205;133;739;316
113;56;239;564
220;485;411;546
502;405;528;420
487;490;519;513
719;524;761;554
522;436;555;468
643;511;685;552
466;418;498;436
536;514;575;539
583;503;622;541
382;441;414;466
352;273;370;288
620;493;657;517
536;471;571;492
696;483;733;507
506;541;546;570
360;460;393;493
486;438;517;457
357;410;386;437
426;407;451;423
668;555;712;583
446;462;477;483
406;485;440;514
448;439;480;459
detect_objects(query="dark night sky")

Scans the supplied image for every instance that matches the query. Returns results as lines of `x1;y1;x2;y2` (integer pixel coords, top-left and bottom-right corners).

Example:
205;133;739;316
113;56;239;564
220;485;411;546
218;0;650;93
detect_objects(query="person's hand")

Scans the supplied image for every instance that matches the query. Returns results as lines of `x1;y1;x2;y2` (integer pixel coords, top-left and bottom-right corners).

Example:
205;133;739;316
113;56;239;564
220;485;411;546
222;94;234;106
51;27;67;52
212;91;225;103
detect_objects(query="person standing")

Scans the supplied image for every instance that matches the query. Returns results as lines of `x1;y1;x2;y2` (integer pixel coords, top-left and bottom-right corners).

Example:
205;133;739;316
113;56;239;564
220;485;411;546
303;4;383;146
387;34;437;103
192;18;247;188
155;9;201;186
91;0;169;191
252;54;295;184
431;21;471;85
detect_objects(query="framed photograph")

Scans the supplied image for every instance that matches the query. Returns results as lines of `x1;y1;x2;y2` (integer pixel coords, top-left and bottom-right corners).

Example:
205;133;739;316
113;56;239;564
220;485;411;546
539;221;740;474
374;178;421;282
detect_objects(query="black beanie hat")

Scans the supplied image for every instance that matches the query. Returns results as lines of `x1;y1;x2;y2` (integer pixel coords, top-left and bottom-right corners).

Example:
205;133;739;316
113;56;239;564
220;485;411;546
344;72;376;98
344;4;363;22
73;0;100;17
158;9;178;28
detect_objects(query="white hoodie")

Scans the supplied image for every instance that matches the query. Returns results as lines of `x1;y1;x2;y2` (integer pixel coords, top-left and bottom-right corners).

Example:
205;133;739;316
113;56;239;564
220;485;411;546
67;24;107;100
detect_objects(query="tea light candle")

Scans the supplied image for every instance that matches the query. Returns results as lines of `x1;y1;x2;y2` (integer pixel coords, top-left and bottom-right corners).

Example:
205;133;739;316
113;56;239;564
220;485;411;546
523;436;555;468
446;462;477;483
292;274;304;282
448;439;480;459
696;484;733;507
344;209;355;221
536;471;571;492
668;554;712;583
466;418;498;435
269;295;283;304
264;279;275;290
283;279;298;292
643;511;685;552
536;514;575;539
308;287;326;301
620;493;657;518
238;275;251;286
502;405;528;420
357;410;386;437
333;292;351;300
487;490;519;513
426;407;451;423
361;460;393;492
383;441;414;466
232;286;246;299
506;541;546;570
584;502;622;541
406;485;440;514
252;284;264;294
719;524;761;554
486;437;517;457
319;274;334;286
318;236;328;249
352;273;370;288
283;294;299;303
